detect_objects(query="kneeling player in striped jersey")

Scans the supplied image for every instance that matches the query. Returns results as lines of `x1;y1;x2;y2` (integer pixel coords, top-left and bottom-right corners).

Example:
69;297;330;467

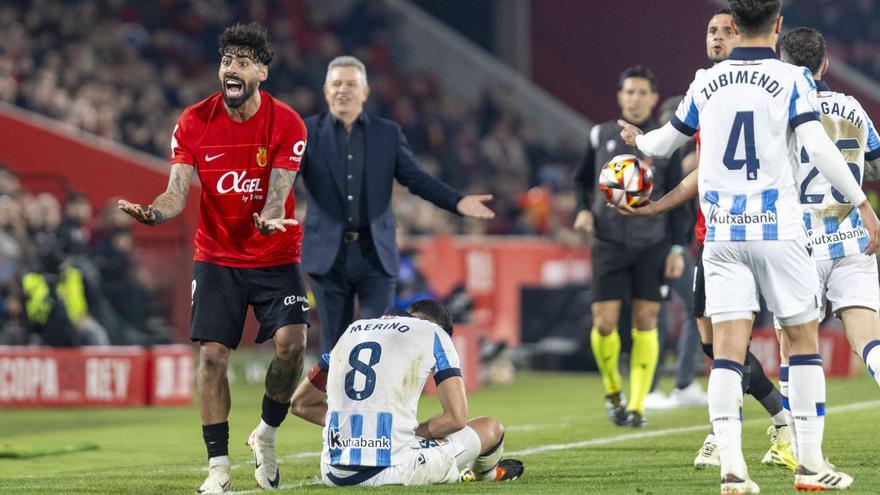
290;299;523;487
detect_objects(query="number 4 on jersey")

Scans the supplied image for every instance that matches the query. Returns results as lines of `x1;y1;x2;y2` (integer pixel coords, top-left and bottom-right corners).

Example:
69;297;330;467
724;111;760;180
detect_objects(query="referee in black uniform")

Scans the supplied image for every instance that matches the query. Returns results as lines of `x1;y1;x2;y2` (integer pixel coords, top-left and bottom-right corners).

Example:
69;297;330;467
573;66;689;427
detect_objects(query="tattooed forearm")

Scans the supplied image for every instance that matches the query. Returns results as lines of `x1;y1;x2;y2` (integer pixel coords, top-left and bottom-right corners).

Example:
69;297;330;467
260;169;297;220
151;164;194;224
265;354;305;403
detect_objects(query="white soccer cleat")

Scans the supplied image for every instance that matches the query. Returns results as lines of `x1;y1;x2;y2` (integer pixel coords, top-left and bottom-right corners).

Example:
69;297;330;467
247;429;280;489
694;433;721;469
794;462;853;491
197;464;231;494
720;473;760;494
670;382;709;407
643;390;675;410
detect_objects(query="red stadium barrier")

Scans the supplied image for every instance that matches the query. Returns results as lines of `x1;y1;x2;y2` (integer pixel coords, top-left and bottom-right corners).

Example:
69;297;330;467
409;236;590;346
0;345;194;408
743;328;860;378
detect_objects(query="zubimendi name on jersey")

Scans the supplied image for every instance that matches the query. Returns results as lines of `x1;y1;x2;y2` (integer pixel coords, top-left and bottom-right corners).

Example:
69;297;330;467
699;70;785;100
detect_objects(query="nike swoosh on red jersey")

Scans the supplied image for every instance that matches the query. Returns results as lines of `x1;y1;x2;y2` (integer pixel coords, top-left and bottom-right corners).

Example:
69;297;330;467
205;153;225;162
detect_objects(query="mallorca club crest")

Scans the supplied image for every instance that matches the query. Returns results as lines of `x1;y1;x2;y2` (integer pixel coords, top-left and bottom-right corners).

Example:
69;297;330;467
256;146;268;167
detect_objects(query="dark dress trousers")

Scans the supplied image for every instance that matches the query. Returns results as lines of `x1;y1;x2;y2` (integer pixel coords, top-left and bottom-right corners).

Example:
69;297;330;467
300;111;462;352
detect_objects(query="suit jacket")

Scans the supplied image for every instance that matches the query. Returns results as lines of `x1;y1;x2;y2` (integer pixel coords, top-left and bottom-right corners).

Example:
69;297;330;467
300;112;463;276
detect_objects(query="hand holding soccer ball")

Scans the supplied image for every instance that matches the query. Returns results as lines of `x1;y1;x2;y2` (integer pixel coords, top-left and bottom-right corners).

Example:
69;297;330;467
598;154;654;209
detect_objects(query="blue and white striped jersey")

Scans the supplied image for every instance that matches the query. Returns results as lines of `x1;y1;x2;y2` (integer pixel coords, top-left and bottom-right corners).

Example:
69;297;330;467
797;80;880;260
320;313;461;468
671;47;821;242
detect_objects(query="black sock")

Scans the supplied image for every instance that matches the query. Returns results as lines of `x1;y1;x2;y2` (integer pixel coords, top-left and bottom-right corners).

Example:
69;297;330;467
261;394;289;428
744;351;782;415
202;422;229;459
701;343;714;359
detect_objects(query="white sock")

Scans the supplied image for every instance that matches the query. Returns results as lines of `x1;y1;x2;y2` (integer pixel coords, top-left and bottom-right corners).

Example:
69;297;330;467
256;419;276;441
473;434;504;481
779;365;798;460
862;340;880;388
789;354;825;471
771;410;788;427
209;455;230;468
447;426;483;471
708;361;747;479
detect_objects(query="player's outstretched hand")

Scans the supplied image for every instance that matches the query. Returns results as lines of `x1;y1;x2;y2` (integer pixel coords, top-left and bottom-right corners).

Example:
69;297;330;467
118;199;158;226
858;201;880;255
618;119;643;148
607;199;660;217
253;213;299;235
457;194;495;219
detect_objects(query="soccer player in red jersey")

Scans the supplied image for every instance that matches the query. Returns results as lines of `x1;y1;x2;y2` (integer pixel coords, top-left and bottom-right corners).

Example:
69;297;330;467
118;23;307;493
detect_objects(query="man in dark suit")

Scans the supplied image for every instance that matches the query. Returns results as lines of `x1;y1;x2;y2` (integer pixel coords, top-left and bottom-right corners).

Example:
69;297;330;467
300;56;494;353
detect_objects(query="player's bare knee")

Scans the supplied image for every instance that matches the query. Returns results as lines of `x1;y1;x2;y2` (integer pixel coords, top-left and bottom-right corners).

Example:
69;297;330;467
486;418;504;445
632;301;659;330
274;325;307;361
592;313;616;335
199;343;230;373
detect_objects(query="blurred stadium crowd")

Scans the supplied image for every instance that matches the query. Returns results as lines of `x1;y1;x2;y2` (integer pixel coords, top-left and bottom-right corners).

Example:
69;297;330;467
0;0;874;346
0;0;583;240
783;0;880;80
0;166;172;345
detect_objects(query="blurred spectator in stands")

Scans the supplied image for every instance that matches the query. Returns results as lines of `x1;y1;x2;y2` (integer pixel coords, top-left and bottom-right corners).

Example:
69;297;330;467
0;195;25;285
22;236;109;346
91;225;171;345
57;192;92;257
0;285;26;345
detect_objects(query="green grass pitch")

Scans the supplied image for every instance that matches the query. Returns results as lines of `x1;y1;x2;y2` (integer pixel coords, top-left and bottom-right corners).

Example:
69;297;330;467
2;362;879;494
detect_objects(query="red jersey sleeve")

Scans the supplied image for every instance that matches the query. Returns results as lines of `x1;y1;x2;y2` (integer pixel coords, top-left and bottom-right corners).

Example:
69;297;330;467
170;110;196;166
272;110;307;172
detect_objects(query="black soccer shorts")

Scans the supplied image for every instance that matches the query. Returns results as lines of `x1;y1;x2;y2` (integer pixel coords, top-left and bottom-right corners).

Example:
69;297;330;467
590;239;668;303
190;261;311;349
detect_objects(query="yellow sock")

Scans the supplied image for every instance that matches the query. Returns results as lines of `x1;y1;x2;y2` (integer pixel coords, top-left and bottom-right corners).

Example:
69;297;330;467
590;327;622;395
628;328;659;413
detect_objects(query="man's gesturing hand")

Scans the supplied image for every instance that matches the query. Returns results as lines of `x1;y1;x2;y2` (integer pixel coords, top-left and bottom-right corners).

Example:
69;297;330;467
118;199;161;226
253;213;299;235
618;119;643;148
456;194;495;219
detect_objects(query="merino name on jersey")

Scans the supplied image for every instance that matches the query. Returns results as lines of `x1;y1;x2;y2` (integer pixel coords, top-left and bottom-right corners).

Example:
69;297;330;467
798;80;880;260
321;314;462;468
670;47;821;242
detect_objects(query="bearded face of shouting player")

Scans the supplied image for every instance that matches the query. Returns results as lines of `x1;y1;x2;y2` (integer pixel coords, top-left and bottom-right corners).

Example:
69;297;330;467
217;23;274;109
219;49;267;108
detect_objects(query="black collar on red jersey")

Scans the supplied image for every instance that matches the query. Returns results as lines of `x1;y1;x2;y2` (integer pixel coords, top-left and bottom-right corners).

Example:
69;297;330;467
728;47;778;61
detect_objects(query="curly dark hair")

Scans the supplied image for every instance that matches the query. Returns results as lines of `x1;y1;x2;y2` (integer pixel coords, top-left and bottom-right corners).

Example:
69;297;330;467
729;0;782;37
218;22;274;66
780;27;825;74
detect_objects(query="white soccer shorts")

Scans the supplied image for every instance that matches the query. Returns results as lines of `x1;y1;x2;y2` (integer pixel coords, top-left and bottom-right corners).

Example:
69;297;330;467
703;238;820;320
321;429;479;487
817;254;880;314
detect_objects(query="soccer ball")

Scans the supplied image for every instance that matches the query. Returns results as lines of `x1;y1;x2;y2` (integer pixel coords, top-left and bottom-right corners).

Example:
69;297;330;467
598;154;654;207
